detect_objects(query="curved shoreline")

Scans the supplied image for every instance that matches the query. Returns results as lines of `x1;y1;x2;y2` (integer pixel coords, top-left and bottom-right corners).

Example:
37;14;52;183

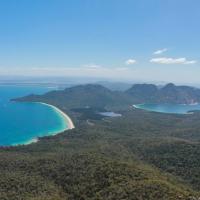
13;102;75;146
133;104;195;115
39;102;75;130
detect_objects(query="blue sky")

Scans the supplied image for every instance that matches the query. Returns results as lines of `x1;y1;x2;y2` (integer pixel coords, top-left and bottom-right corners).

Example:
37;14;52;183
0;0;200;84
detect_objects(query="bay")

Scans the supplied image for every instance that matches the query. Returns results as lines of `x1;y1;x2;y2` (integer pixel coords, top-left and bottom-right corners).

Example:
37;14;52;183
0;85;68;146
134;103;200;114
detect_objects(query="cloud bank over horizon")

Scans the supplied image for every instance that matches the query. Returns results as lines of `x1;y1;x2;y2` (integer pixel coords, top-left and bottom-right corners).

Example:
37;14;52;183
0;61;199;85
0;0;199;84
0;47;198;84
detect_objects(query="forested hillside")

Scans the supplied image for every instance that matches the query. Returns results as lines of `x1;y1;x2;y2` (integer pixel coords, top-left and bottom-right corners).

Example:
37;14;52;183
126;83;200;104
3;83;200;199
16;83;200;106
14;84;132;110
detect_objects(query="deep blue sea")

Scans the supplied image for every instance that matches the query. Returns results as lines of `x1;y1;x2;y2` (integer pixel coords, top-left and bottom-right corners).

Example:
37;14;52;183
0;85;68;146
134;103;200;114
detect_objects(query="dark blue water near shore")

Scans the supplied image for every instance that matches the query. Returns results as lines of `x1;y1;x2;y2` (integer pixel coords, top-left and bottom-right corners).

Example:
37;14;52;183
0;86;67;146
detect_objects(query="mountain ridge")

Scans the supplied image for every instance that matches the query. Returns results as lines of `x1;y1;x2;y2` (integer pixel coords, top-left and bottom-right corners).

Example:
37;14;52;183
14;83;200;106
126;83;200;104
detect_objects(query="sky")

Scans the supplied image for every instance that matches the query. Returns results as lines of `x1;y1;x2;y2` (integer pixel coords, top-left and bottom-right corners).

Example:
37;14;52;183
0;0;200;84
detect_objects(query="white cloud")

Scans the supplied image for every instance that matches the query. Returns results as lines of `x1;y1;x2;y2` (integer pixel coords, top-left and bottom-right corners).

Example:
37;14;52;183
83;64;102;70
150;57;197;65
153;48;168;55
125;59;136;65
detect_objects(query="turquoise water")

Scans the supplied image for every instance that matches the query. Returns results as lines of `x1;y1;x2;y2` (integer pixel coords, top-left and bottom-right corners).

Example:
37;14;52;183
0;86;68;146
134;103;200;114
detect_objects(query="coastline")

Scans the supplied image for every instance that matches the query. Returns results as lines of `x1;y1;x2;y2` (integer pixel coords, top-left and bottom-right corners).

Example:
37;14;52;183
13;102;75;146
133;104;139;109
133;104;195;115
39;102;75;130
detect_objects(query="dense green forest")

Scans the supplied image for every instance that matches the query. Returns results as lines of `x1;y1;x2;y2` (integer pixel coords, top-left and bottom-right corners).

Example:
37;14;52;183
2;84;200;199
126;83;200;104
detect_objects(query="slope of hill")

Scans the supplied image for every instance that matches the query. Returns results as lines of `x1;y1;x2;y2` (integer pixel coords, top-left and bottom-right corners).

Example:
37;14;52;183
6;83;200;199
14;84;132;110
126;83;200;104
96;81;133;91
125;84;158;103
15;83;200;108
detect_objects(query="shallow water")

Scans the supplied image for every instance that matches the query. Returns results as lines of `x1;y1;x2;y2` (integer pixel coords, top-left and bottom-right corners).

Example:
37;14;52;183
134;103;200;114
0;86;68;146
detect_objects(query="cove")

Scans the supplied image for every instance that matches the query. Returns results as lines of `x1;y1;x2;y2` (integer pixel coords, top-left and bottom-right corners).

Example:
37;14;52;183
0;85;68;146
133;103;200;114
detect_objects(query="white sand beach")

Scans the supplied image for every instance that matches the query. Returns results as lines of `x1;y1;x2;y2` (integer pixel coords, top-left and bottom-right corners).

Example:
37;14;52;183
39;102;75;130
14;102;75;146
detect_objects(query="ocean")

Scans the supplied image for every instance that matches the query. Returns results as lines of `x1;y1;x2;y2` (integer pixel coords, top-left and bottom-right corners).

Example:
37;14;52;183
0;85;68;146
